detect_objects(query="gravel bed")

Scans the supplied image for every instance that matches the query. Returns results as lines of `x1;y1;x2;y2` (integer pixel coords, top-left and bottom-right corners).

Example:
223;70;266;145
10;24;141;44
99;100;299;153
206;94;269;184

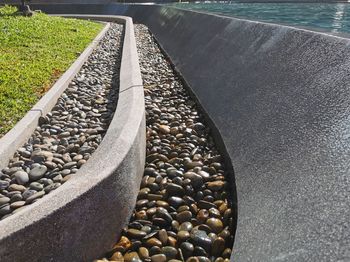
0;23;123;220
96;24;234;262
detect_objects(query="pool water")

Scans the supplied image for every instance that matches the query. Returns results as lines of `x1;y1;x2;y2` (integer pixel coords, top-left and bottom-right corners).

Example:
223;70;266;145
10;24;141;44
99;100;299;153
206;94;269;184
169;3;350;34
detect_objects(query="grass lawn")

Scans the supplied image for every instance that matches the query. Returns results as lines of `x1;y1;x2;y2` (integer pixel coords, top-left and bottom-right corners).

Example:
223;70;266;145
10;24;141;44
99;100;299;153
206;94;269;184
0;5;104;136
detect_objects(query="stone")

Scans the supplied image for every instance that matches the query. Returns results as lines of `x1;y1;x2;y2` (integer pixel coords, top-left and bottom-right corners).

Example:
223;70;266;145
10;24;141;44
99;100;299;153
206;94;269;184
29;182;44;191
138;247;149;259
179;222;193;232
158;229;168;245
166;183;185;197
197;209;209;223
124;252;139;262
168;196;185;208
222;248;231;259
177;210;192;223
13;171;29;185
177;230;190;242
184;172;203;188
0;204;11;215
156;208;173;223
146;238;162;248
161;246;177;259
151;254;166;262
193;246;208;257
110;251;124;261
207;181;225;191
0;197;10;206
180;242;194;259
190;229;212;252
206;218;224;234
126;229;147;239
159;125;170;134
212;237;226;257
29;165;47;181
0;180;9;189
8;184;26;192
198;200;216;210
209;208;221;218
10;201;26;209
25;190;45;204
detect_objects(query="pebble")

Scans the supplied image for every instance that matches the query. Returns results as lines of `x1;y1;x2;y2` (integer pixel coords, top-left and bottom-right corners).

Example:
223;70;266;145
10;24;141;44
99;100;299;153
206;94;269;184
127;229;147;239
138;247;149;259
13;171;29;185
124;252;139;262
190;229;212;252
0;204;11;216
177;210;192;223
161;246;177;259
181;242;194;258
207;181;225;191
146;238;162;248
151;254;166;262
166;183;185;197
10;201;26;209
158;229;168;245
25;190;45;204
177;230;190;242
206;218;224;234
0;197;10;206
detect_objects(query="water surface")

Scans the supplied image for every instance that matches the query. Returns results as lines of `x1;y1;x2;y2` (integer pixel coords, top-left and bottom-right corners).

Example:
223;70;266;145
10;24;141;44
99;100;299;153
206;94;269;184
169;3;350;34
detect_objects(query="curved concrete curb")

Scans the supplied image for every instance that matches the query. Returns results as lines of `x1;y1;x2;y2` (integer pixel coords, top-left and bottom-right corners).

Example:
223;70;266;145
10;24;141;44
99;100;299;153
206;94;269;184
0;16;145;262
0;22;110;170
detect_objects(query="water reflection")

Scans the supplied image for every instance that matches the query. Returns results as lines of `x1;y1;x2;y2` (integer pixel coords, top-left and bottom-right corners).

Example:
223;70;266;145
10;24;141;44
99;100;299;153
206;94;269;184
169;3;350;34
332;4;346;32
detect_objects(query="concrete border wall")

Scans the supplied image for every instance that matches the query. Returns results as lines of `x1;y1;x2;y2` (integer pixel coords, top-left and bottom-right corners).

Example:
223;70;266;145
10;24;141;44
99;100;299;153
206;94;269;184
0;15;146;262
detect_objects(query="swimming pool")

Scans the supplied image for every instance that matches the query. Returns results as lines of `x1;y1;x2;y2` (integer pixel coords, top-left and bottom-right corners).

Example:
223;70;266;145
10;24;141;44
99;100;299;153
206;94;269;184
169;3;350;34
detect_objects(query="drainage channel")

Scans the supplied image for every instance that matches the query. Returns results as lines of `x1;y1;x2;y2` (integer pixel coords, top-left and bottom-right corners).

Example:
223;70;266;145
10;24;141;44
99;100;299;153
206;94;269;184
96;24;235;262
0;23;123;220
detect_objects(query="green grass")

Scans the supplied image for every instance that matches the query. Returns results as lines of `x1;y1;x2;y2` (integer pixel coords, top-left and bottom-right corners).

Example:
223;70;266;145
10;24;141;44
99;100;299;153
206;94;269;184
0;5;103;136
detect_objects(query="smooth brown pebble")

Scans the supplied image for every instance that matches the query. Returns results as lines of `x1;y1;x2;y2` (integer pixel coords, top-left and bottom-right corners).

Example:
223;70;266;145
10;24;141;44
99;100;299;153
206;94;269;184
212;237;226;256
206;218;224;234
138;247;149;259
151;254;166;262
158;229;168;245
124;252;139;262
207;181;225;191
111;251;124;261
146;238;162;248
222;248;232;259
177;230;190;242
196;209;209;223
168;236;177;247
177;211;192;223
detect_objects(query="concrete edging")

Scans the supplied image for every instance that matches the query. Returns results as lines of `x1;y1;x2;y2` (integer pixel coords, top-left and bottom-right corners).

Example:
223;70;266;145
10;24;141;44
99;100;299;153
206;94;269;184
0;22;110;170
0;15;145;262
